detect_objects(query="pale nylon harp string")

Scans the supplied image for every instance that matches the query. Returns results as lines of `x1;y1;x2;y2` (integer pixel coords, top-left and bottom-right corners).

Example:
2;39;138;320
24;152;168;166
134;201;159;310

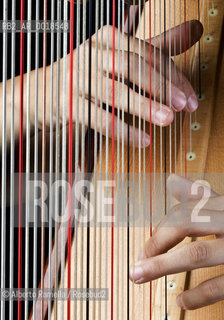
1;0;8;318
116;0;122;318
105;0;110;318
169;0;172;175
9;0;16;318
127;2;131;318
173;0;177;173
54;0;62;316
121;1;125;319
163;0;168;316
142;2;146;316
152;0;156;312
179;0;183;175
158;0;164;316
87;0;94;317
33;0;40;318
48;0;55;317
138;0;142;318
41;0;48;315
93;0;99;317
74;0;81;318
98;0;104;317
131;2;136;319
25;0;32;317
61;0;68;318
81;0;86;317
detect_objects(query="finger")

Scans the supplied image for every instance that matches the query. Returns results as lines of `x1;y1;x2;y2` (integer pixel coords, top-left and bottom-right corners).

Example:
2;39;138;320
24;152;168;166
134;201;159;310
79;97;151;148
152;49;198;112
140;205;224;259
177;275;224;310
97;21;203;58
130;239;224;284
87;32;195;112
99;77;174;127
167;174;218;202
151;20;203;56
103;49;188;111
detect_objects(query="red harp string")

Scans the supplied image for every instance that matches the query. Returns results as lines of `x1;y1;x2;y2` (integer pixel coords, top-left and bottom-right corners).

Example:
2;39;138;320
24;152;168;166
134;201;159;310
18;0;25;318
148;0;152;319
184;0;187;176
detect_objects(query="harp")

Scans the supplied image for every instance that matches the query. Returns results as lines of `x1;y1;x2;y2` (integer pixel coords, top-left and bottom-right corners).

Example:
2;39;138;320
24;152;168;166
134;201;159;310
0;0;224;319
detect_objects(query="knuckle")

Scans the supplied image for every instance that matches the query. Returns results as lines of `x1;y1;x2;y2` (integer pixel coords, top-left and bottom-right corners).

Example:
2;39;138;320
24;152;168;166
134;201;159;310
145;237;160;257
188;242;209;265
155;81;164;99
203;280;221;300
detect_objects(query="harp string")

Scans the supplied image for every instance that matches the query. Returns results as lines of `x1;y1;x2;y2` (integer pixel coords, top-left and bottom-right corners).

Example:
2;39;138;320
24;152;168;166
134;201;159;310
1;0;8;318
131;3;136;320
138;1;142;318
168;0;172;175
41;0;48;317
48;0;55;317
184;0;187;176
173;0;177;173
68;0;75;317
74;7;80;316
9;0;16;318
25;0;32;317
105;1;110;318
111;0;116;318
61;0;68;318
18;0;25;317
179;0;183;176
80;0;86;317
98;0;104;317
148;0;152;318
33;0;40;318
127;2;131;319
86;0;93;317
93;0;99;316
143;2;146;317
121;1;125;318
116;0;121;317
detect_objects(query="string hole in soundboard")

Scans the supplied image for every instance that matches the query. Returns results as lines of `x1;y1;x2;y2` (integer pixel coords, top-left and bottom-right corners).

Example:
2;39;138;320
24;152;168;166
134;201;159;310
204;34;214;43
187;152;196;162
208;8;218;17
191;122;201;131
167;280;177;291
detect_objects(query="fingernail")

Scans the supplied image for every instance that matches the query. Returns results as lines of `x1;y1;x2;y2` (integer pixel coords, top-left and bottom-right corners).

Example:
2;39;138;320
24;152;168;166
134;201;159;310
155;109;172;124
176;296;184;309
130;261;144;283
187;95;198;112
171;91;187;110
141;133;150;148
138;251;146;260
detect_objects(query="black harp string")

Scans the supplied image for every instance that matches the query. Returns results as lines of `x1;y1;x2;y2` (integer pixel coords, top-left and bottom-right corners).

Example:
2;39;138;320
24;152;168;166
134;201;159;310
127;1;130;320
163;0;168;319
87;0;94;319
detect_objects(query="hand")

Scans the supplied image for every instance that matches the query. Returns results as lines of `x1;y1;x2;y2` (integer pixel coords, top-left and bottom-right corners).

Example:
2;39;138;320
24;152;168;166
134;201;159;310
129;174;224;310
73;20;203;147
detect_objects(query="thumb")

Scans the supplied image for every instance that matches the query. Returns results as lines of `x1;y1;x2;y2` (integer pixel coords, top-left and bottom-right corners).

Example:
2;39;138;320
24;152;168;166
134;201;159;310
151;20;203;56
167;174;217;202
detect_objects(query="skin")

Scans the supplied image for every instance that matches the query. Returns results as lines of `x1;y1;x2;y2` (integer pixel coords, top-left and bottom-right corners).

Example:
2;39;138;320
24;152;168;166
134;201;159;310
129;174;224;310
0;20;202;151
